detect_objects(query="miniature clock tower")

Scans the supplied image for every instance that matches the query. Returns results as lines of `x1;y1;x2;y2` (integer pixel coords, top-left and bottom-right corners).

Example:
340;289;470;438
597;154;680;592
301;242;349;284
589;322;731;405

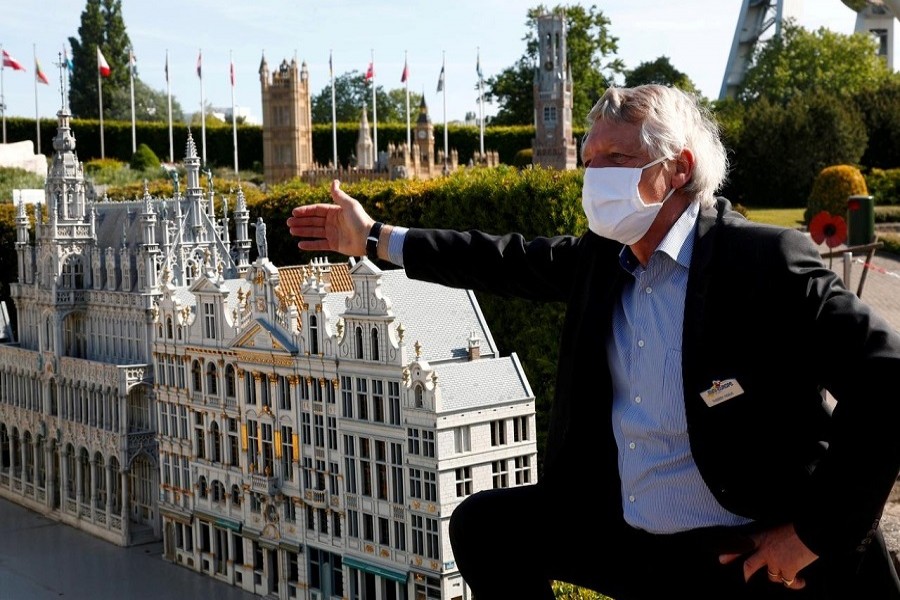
532;13;577;170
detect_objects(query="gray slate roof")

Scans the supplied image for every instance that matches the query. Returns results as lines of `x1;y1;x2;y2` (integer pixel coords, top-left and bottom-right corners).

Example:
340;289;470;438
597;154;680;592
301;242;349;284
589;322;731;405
322;268;499;364
433;354;533;412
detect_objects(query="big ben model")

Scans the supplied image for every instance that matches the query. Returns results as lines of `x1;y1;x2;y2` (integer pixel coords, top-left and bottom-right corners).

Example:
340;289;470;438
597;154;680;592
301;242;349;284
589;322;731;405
532;13;577;170
414;96;435;172
259;54;315;185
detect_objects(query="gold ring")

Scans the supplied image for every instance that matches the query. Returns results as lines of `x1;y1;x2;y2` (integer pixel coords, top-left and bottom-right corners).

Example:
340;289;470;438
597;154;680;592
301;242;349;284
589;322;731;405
767;570;779;578
782;577;795;587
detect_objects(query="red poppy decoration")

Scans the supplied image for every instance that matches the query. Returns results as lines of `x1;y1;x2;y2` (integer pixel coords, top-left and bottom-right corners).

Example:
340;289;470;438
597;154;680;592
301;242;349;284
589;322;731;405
809;211;848;248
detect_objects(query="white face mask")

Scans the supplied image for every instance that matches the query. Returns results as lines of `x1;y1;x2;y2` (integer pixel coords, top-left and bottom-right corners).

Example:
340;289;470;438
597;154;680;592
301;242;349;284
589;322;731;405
581;156;674;245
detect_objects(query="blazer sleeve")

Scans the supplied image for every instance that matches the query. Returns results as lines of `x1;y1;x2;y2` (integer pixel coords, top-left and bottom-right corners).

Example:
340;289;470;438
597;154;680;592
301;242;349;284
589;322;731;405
777;228;900;558
401;227;584;302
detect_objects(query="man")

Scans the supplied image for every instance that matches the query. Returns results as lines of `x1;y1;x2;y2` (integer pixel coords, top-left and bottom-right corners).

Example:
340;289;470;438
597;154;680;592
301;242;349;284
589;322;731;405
286;84;900;599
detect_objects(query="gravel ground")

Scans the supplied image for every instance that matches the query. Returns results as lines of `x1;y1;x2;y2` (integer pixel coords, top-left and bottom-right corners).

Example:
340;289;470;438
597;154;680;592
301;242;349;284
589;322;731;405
882;484;900;569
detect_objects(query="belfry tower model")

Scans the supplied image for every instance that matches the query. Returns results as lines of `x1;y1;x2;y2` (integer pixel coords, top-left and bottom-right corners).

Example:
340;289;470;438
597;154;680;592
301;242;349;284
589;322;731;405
532;13;577;170
259;54;315;185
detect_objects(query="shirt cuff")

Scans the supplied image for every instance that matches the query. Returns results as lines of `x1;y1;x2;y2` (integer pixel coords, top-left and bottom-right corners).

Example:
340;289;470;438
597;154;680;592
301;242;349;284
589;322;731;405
387;226;408;267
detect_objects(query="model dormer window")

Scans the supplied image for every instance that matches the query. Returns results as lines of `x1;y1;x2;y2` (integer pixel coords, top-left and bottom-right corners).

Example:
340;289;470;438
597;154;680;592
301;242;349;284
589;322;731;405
203;302;216;339
414;384;424;408
309;315;319;355
355;326;363;359
370;327;379;361
61;255;84;289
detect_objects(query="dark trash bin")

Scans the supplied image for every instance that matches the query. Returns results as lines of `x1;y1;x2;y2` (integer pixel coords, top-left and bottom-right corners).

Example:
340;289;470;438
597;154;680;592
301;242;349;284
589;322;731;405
847;195;875;246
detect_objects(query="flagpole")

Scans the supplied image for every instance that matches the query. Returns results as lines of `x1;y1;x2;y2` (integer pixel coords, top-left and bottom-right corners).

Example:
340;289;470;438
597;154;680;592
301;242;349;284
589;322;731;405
478;47;484;155
98;48;105;159
442;50;448;173
129;47;136;154
404;50;410;150
230;50;238;175
371;49;377;169
199;48;206;165
330;50;337;168
166;49;173;163
33;45;40;155
1;44;6;144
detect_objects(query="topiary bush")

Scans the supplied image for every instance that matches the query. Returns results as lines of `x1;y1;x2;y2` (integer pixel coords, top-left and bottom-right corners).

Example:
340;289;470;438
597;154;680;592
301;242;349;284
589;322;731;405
130;143;160;171
805;164;868;225
513;148;533;169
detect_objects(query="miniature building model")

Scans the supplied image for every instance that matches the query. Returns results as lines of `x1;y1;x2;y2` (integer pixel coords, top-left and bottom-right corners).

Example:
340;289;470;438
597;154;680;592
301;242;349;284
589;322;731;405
532;13;578;170
260;55;315;186
0;106;537;600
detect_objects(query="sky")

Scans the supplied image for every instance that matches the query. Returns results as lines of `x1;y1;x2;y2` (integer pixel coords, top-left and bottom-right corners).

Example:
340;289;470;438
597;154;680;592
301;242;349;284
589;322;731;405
0;0;869;126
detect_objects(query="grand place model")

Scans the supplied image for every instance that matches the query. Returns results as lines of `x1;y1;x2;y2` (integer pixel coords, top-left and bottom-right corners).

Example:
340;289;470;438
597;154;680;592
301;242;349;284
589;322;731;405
0;101;537;600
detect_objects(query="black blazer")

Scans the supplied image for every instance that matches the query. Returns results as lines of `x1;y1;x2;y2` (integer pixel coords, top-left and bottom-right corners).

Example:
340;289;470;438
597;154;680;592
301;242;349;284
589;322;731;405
402;198;900;561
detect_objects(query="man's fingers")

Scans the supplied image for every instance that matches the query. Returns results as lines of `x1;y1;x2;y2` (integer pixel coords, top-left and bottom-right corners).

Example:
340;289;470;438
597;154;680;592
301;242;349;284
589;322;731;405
297;239;334;252
742;553;767;583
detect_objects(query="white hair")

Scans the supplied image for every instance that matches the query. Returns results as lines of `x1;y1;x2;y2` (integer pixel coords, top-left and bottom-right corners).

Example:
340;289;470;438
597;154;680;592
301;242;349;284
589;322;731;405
586;85;728;209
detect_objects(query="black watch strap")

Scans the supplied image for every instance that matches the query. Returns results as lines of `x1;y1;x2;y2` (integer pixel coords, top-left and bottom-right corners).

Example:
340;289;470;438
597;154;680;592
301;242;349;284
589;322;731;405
366;221;384;263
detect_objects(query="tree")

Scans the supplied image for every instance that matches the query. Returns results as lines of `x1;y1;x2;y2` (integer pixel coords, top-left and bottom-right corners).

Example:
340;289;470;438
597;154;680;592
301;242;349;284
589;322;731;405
69;0;132;118
106;79;184;122
69;0;181;124
724;94;867;207
311;71;422;125
485;4;623;125
739;21;892;104
625;56;698;95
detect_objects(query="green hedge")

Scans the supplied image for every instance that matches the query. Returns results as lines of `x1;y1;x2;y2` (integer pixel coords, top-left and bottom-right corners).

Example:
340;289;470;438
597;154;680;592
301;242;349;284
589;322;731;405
4;117;585;171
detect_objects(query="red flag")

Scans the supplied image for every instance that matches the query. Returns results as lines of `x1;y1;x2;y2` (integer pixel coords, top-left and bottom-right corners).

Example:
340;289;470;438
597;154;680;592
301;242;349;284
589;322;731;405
365;62;373;80
2;50;25;72
401;61;408;83
97;48;111;77
35;58;49;84
196;50;202;79
230;61;235;87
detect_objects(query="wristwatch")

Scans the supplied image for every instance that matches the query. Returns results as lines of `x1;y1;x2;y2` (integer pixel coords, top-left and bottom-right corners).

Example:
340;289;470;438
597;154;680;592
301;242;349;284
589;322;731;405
366;221;384;263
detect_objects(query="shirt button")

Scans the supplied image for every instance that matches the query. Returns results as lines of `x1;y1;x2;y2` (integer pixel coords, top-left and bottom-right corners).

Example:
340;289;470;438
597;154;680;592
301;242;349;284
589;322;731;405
645;286;652;294
628;442;636;450
637;340;645;348
634;396;641;403
628;495;635;503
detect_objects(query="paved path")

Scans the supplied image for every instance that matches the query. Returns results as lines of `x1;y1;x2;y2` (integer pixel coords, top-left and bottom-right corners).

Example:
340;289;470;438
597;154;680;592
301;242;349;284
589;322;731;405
0;498;256;600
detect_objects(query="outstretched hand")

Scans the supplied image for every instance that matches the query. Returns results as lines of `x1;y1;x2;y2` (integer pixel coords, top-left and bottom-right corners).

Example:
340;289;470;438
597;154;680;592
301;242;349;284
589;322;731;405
286;179;374;257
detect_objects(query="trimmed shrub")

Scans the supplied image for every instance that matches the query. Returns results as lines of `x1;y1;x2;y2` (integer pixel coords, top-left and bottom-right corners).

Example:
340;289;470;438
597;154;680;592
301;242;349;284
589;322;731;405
131;143;160;171
866;168;900;206
805;164;868;225
513;148;533;169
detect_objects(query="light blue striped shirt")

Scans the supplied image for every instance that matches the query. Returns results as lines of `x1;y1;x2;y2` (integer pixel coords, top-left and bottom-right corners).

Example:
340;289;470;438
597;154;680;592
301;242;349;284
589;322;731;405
608;201;750;533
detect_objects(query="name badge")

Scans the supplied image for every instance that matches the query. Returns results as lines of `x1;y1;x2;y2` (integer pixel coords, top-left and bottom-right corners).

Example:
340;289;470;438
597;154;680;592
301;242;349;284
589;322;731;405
700;378;745;407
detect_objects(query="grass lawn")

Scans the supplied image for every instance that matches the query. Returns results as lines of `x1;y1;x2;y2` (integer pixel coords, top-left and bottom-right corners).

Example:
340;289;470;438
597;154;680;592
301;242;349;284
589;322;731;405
744;206;805;228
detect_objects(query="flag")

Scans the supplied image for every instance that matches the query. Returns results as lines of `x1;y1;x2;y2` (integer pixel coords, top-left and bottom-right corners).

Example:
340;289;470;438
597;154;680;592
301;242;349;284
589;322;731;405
2;50;25;72
436;65;445;92
230;60;235;87
97;47;111;77
196;50;202;79
129;49;137;77
476;55;483;80
164;53;169;83
365;62;373;80
329;51;333;78
401;60;408;83
35;58;49;84
63;48;73;72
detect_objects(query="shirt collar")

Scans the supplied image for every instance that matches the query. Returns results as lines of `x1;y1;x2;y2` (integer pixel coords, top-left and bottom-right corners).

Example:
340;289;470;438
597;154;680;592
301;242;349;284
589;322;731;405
619;200;700;272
